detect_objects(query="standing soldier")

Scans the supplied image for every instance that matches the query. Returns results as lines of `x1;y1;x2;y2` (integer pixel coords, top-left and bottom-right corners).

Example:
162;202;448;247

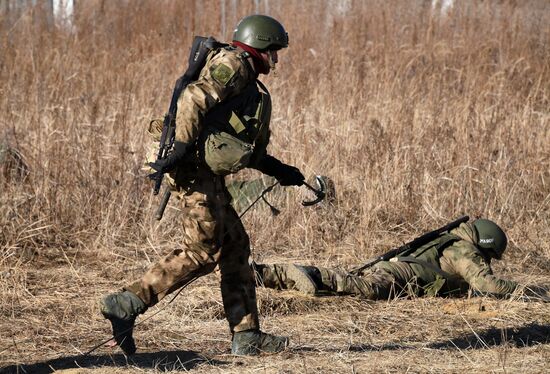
100;15;305;356
255;219;545;300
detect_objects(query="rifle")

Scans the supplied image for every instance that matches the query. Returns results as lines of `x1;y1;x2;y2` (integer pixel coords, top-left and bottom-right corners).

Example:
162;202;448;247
349;215;469;275
152;36;227;220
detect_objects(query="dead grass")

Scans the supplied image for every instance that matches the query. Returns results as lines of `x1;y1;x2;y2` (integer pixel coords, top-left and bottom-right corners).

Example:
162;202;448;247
1;0;549;373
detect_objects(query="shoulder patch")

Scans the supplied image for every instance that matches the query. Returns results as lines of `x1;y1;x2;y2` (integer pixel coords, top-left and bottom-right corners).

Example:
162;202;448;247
211;63;235;86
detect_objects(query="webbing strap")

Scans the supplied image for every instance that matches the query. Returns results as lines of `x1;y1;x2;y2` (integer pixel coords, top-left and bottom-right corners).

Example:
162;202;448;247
256;79;270;95
229;111;246;134
227;80;270;141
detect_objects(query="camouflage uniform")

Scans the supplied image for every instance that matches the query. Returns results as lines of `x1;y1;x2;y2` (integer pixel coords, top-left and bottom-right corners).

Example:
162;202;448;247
257;222;519;299
126;47;279;333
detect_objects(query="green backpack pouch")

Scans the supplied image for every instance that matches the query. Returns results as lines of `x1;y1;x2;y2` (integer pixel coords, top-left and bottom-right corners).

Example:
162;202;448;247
204;130;254;176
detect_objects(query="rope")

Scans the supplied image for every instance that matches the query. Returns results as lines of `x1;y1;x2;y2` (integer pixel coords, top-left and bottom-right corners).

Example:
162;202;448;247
238;181;279;218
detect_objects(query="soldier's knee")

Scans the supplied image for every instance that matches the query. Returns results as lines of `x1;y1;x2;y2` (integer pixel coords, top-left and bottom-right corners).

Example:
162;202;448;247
221;235;251;264
188;241;220;258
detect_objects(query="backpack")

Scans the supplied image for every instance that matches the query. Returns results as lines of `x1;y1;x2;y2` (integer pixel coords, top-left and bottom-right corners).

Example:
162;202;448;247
147;36;270;177
145;36;227;181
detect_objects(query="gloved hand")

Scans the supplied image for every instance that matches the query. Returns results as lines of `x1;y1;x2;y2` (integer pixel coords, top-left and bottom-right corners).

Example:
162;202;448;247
255;155;304;186
147;141;187;180
277;164;305;186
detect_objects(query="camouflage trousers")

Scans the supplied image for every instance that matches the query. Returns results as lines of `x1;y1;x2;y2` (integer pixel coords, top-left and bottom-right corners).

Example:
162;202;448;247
126;173;259;332
316;266;396;299
258;263;417;300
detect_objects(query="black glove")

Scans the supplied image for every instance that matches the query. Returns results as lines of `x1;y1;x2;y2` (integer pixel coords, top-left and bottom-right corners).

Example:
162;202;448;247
278;164;305;186
147;141;187;180
255;155;305;186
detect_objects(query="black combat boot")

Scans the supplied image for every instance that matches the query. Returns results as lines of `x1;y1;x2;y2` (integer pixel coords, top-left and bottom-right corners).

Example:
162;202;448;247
100;291;147;355
231;329;289;356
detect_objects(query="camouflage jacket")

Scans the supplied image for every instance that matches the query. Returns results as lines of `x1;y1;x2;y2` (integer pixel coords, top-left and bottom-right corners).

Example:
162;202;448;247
165;46;279;186
376;223;518;296
175;47;256;146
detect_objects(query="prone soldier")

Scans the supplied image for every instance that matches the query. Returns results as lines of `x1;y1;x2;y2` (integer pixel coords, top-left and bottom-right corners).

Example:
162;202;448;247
253;219;548;301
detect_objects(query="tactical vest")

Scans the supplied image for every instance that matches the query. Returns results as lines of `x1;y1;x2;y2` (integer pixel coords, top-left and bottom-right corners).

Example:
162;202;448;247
393;233;460;296
401;234;459;281
201;79;272;175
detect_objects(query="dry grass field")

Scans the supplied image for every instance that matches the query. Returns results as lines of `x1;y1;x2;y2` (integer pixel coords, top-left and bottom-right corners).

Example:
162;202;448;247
1;0;549;373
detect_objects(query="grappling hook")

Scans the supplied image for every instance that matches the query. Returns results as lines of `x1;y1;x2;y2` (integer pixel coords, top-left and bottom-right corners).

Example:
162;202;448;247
301;175;327;206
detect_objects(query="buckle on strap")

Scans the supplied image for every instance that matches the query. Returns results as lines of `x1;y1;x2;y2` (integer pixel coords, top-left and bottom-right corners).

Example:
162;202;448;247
229;111;246;134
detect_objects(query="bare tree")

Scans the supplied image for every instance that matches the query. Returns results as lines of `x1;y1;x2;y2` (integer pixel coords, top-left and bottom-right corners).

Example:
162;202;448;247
0;0;54;25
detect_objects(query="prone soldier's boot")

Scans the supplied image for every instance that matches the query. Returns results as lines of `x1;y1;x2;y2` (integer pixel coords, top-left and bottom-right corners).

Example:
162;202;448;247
253;262;321;295
286;265;321;295
100;290;147;355
231;330;289;356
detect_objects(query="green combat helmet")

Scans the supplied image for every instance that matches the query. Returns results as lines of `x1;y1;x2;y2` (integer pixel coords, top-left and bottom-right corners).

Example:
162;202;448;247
473;219;508;259
233;15;289;50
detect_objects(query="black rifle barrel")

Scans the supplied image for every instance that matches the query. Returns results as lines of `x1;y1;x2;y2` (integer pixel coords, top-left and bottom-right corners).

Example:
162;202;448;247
155;189;172;220
153;113;176;195
350;215;469;275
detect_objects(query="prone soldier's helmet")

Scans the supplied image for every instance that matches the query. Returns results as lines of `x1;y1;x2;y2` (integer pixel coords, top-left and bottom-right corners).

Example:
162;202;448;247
233;15;289;51
472;219;507;259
